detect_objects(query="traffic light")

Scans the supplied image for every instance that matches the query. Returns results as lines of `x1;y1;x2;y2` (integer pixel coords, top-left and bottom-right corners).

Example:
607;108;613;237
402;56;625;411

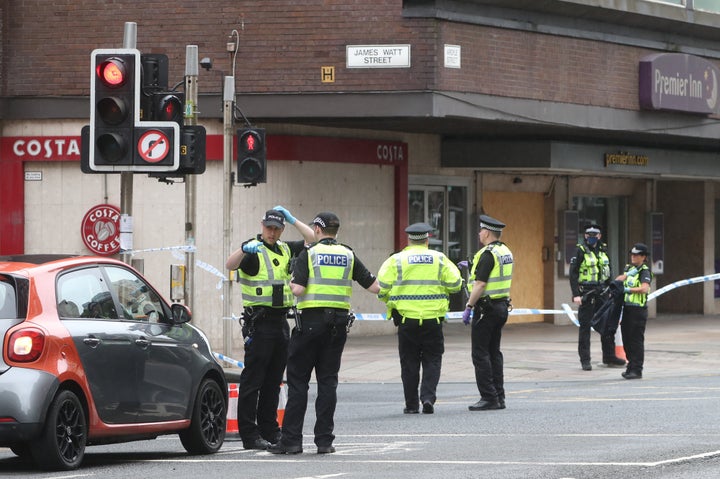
236;128;266;184
178;125;206;175
141;53;184;125
89;49;140;171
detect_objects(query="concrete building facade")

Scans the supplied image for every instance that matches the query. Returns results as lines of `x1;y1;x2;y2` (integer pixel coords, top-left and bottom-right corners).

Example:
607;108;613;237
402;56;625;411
3;1;720;358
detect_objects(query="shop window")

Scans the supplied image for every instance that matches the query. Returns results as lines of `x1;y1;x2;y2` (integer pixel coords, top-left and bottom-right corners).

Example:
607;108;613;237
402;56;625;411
409;183;468;264
572;196;627;279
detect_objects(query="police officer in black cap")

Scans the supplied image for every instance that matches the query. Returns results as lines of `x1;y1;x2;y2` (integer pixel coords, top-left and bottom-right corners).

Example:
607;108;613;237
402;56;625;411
569;224;624;370
225;206;314;450
463;214;513;411
377;222;462;414
616;243;652;379
269;211;380;455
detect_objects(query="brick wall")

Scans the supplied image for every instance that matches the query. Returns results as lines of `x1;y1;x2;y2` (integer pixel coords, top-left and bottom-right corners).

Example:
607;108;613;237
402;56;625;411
2;1;713;113
3;0;437;97
438;22;649;111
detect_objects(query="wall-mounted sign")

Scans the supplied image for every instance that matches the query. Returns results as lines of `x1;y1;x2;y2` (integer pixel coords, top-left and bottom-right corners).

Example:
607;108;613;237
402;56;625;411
604;151;649;168
639;53;720;115
650;212;664;275
444;44;461;69
346;45;411;68
81;204;120;255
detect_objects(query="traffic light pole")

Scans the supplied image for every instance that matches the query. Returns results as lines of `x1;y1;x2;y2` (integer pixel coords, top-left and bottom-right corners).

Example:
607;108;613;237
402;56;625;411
120;22;136;266
223;76;235;356
184;46;199;311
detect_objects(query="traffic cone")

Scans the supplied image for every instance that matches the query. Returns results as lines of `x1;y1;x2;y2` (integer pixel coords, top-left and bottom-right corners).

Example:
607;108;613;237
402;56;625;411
614;325;627;361
226;383;239;434
277;382;287;427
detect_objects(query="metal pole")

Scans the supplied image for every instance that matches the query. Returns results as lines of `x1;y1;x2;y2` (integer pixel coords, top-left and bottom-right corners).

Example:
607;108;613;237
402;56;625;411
120;22;136;265
184;46;199;311
223;76;235;355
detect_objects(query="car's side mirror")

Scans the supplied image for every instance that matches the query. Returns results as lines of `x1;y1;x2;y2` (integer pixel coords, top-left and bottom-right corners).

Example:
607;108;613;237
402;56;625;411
170;303;192;324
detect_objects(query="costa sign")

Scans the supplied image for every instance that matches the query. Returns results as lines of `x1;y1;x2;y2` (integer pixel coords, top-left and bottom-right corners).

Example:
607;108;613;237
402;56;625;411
81;204;120;255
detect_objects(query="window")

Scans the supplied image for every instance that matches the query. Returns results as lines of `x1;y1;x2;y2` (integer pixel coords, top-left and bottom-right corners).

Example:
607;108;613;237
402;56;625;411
572;196;628;279
694;0;720;13
104;266;165;323
57;267;118;319
0;277;17;319
409;179;470;264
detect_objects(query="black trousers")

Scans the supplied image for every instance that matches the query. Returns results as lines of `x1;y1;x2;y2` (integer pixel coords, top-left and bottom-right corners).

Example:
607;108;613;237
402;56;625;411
397;318;444;409
237;315;289;443
471;301;508;401
578;294;616;362
280;313;348;448
621;305;647;374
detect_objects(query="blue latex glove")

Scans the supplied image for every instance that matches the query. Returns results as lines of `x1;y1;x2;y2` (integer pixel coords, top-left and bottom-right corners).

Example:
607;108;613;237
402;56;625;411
242;240;262;254
273;205;296;225
462;307;473;325
624;287;631;293
457;260;468;269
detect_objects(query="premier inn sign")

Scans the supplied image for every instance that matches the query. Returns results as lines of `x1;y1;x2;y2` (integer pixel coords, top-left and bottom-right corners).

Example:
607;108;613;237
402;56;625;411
639;53;720;115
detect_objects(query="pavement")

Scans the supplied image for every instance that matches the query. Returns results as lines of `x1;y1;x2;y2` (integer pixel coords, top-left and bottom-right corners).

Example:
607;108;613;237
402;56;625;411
338;314;720;384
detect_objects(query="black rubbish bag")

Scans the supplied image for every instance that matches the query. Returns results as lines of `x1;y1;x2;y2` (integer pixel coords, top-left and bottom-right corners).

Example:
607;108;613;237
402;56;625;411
591;280;624;336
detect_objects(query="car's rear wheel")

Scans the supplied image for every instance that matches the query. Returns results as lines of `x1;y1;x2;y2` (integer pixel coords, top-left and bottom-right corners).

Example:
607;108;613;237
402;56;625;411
179;378;226;454
31;389;87;470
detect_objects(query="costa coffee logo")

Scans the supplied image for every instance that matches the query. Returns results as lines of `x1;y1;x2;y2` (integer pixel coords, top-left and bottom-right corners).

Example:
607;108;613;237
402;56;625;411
81;204;120;255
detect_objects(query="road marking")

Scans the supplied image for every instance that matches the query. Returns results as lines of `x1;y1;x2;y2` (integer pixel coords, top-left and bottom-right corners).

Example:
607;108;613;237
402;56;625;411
143;448;720;467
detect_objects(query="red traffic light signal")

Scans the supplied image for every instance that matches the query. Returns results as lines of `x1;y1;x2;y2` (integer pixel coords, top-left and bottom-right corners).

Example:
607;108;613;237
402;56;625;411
237;128;267;184
97;58;129;87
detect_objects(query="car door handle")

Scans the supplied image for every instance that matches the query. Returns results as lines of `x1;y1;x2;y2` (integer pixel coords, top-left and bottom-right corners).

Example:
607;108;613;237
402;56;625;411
83;337;101;348
135;338;151;349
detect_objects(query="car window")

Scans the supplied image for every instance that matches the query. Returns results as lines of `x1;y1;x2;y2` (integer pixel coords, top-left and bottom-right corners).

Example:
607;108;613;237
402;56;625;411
0;277;18;319
57;267;119;319
103;266;166;323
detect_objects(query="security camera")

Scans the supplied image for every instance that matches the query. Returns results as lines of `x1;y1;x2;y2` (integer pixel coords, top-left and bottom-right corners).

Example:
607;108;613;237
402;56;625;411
200;57;213;71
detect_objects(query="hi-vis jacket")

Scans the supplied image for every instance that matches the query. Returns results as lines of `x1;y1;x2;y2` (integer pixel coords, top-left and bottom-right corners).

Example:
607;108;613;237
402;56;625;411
467;242;513;299
623;263;652;308
238;241;294;308
297;242;354;310
377;244;462;321
576;243;611;285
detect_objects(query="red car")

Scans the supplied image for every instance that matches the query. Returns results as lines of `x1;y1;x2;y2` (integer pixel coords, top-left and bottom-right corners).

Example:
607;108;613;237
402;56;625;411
0;255;227;470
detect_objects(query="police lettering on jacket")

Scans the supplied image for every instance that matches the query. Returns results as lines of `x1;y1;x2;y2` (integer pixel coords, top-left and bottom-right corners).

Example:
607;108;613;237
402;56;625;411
408;254;434;264
317;253;348;267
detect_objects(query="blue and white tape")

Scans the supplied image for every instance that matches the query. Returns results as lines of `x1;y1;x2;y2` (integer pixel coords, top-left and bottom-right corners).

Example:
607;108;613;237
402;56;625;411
213;352;244;369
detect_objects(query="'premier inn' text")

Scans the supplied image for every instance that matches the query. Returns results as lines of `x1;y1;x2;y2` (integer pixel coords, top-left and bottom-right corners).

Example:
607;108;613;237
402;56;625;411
655;69;703;102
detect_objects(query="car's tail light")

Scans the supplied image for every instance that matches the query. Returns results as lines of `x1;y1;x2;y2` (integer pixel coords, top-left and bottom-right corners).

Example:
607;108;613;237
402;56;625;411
7;328;45;362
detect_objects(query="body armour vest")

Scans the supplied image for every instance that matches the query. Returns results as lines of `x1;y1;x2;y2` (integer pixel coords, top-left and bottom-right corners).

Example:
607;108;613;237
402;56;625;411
297;242;354;310
467;242;513;299
239;241;294;308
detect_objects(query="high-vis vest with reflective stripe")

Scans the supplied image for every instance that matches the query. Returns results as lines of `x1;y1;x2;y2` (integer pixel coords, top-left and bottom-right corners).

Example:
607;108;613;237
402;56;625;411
238;241;294;308
623;263;650;307
577;244;610;285
377;245;462;320
467;242;513;299
297;242;354;310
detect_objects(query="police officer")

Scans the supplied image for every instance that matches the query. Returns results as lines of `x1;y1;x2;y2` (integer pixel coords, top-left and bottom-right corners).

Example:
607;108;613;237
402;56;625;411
225;206;314;450
463;214;513;411
269;212;380;455
569;224;625;370
616;243;652;380
377;222;463;414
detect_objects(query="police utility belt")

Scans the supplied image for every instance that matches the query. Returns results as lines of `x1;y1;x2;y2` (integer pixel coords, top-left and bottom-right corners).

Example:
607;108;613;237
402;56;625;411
578;282;605;295
294;307;355;335
474;296;511;313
